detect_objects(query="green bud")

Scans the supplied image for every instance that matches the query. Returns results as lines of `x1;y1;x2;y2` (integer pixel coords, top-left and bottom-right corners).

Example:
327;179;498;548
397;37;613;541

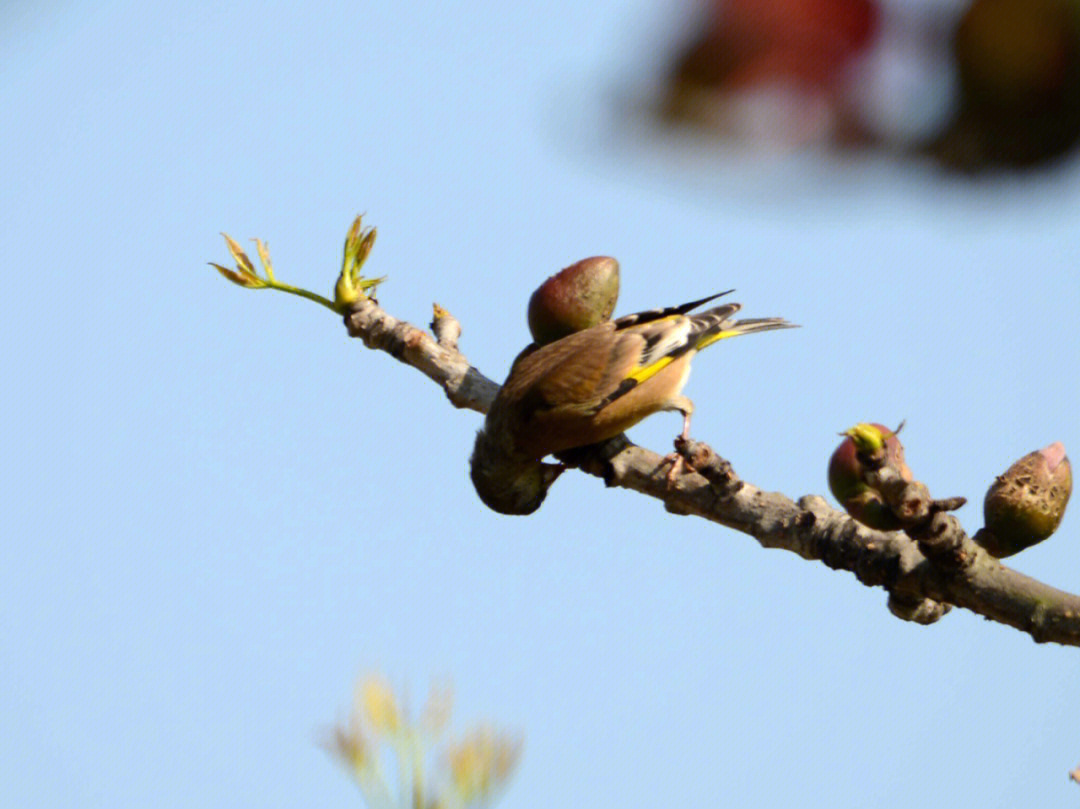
980;442;1072;557
845;423;887;453
334;272;362;307
527;257;620;345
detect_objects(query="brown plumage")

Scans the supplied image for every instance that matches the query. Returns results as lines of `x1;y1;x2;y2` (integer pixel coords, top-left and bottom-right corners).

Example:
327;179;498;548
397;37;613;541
471;293;794;514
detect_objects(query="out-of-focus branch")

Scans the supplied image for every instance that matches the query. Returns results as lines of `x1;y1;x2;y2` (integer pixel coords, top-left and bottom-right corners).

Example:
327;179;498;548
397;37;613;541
341;297;1080;648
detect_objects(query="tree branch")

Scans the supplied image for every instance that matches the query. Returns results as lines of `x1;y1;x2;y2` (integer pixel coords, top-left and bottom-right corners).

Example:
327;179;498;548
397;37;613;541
342;297;1080;647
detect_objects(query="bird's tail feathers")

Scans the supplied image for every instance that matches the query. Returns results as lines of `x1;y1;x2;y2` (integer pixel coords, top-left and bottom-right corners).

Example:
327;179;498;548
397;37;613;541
693;315;797;350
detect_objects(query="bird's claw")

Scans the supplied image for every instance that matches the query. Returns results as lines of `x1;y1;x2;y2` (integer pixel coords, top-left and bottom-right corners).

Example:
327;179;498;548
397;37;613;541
659;435;696;486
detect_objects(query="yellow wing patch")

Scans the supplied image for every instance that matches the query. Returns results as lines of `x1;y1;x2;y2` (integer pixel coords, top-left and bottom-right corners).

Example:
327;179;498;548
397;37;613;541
694;328;744;351
626;355;676;385
625;327;744;386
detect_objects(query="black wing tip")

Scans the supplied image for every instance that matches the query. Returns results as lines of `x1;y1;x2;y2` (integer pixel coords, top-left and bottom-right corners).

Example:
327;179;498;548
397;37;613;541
613;290;738;329
678;289;735;313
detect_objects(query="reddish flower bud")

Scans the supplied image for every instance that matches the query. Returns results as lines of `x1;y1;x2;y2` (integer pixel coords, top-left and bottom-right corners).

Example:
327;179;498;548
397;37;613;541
527;257;620;346
828;423;911;530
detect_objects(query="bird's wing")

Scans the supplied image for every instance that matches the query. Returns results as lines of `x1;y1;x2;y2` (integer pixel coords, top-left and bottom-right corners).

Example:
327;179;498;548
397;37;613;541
499;321;631;414
504;302;742;417
590;313;701;409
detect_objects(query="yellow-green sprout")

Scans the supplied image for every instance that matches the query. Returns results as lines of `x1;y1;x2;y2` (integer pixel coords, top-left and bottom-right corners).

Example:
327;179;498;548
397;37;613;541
211;215;385;315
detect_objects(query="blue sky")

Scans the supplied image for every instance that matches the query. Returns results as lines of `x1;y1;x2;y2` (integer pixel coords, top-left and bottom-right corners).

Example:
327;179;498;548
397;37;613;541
3;2;1080;807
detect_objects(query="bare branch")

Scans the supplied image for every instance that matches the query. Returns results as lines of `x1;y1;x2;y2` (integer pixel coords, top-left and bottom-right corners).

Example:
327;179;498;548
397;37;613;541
341;298;1080;647
431;304;462;352
344;298;496;412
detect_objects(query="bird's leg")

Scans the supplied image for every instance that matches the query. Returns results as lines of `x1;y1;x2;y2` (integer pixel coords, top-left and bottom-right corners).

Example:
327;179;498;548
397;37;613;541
678;409;693;442
658;397;695;485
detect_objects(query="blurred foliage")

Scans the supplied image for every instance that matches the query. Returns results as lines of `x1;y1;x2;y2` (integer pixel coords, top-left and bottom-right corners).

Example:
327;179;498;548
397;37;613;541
659;0;1080;170
325;674;522;809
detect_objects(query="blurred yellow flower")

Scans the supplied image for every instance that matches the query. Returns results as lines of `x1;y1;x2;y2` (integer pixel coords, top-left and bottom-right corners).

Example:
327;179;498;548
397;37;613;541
328;721;369;776
360;676;402;735
325;673;521;809
447;728;523;804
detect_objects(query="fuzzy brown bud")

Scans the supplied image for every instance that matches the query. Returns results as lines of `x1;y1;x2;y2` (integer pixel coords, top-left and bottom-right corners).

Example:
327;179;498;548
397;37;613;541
980;442;1072;557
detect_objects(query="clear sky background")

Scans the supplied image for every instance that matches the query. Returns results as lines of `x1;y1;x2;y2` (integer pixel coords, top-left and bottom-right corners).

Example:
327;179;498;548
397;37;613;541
4;2;1080;807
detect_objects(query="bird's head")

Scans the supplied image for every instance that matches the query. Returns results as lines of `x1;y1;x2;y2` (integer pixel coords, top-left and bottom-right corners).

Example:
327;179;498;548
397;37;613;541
470;430;564;515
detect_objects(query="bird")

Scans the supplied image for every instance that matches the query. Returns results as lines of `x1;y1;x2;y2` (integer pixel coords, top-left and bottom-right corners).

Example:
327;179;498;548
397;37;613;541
470;292;794;514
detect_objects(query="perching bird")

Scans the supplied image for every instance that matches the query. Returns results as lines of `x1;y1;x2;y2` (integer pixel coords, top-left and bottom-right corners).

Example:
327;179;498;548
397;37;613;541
470;292;794;514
